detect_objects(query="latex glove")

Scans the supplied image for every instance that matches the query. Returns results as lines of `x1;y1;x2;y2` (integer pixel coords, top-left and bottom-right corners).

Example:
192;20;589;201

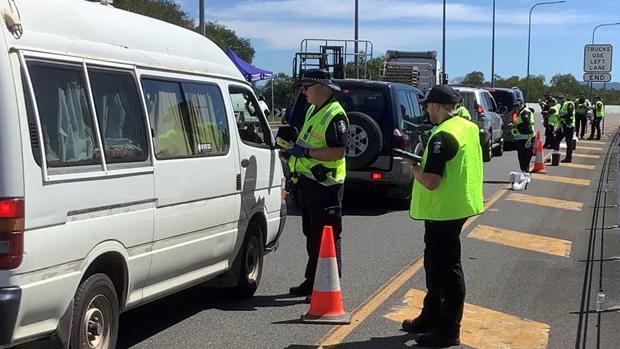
288;144;307;158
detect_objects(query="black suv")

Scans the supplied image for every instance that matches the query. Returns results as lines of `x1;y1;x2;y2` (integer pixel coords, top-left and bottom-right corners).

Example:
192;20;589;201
287;80;428;200
485;87;525;151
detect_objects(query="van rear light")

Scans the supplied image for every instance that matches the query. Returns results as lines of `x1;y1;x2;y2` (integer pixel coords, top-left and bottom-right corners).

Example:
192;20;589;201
393;129;409;150
370;172;384;181
0;198;24;270
512;112;518;123
476;104;484;114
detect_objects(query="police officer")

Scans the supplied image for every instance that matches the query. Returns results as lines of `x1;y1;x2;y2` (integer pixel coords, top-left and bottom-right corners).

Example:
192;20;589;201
588;96;605;140
513;106;536;172
575;95;590;139
286;69;349;297
400;85;484;348
547;98;560;148
555;94;575;163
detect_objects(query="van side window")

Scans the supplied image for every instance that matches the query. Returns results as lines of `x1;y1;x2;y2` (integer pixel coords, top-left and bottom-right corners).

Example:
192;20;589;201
229;87;271;147
88;68;149;163
182;82;230;155
26;61;98;167
142;78;229;159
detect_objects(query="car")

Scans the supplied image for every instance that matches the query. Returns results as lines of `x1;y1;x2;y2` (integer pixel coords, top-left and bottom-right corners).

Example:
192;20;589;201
287;80;428;200
0;1;285;348
452;86;504;162
485;87;525;151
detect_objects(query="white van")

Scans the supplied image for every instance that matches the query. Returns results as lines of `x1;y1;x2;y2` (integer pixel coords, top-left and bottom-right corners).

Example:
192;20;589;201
0;1;286;348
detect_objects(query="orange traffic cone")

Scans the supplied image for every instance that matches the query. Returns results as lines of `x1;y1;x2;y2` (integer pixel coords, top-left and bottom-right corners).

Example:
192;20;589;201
531;130;546;173
301;226;351;324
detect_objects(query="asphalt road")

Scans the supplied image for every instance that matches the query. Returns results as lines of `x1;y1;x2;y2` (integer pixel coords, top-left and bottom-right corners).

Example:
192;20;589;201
17;115;620;349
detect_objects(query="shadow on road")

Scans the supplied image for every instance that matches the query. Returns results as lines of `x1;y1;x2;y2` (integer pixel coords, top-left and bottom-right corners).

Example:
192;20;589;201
117;286;306;348
283;331;438;348
285;190;409;218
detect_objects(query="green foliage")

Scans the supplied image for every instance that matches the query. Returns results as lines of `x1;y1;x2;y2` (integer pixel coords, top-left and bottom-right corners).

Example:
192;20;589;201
345;56;386;80
460;71;485;86
206;22;255;63
115;0;255;63
115;0;194;29
261;73;296;113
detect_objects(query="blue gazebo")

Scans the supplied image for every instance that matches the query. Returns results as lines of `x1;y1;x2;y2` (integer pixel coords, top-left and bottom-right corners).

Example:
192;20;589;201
225;49;272;82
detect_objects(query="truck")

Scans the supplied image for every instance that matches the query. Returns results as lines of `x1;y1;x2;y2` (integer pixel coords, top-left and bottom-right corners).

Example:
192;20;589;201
380;50;441;92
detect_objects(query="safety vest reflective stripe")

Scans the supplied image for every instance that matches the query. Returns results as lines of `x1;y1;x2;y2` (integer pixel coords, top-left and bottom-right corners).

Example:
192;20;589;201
288;100;348;186
410;116;485;221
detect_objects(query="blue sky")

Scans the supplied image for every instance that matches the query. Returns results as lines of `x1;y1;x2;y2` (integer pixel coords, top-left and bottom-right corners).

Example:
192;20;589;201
176;0;619;83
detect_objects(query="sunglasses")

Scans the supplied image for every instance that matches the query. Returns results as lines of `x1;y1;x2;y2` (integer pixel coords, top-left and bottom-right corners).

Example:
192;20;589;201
301;83;318;91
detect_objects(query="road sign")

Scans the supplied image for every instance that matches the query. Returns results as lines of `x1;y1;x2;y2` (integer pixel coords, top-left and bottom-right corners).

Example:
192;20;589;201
583;72;612;82
584;44;613;72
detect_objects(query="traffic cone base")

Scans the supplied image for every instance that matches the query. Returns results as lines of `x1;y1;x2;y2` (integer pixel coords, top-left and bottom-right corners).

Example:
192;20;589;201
301;226;351;325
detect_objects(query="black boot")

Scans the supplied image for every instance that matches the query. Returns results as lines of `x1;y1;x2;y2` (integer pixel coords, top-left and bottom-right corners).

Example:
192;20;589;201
289;279;313;296
401;316;435;333
561;158;572;163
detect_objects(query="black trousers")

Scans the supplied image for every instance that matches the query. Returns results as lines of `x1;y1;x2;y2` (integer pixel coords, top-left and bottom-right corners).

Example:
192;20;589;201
543;125;555;148
575;114;587;139
298;176;343;283
590;118;602;139
515;139;533;172
420;218;467;337
554;126;574;160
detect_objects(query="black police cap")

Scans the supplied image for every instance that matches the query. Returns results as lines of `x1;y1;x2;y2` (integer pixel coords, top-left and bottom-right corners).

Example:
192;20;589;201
421;85;460;105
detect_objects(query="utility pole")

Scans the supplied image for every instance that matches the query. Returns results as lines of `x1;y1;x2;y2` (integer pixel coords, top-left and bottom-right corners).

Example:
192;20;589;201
354;0;359;78
199;0;206;36
491;0;496;86
442;0;446;84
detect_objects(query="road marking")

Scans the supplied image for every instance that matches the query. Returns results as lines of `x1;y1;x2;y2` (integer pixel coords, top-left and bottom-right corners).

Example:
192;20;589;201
507;193;583;211
559;152;600;159
316;187;508;348
385;289;550;349
579;140;605;145
576;145;604;151
560;163;596;170
468;225;571;257
530;173;591;186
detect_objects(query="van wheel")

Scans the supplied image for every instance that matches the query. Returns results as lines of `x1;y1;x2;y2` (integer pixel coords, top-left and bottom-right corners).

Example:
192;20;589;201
492;138;504;156
482;141;492;162
346;112;383;170
70;274;119;349
233;224;264;298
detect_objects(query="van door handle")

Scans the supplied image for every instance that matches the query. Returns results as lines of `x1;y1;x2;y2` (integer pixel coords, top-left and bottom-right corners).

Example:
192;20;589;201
241;159;249;168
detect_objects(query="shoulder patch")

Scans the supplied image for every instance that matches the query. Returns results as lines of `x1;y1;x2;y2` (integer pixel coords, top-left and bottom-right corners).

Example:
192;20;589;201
335;120;347;134
432;140;442;154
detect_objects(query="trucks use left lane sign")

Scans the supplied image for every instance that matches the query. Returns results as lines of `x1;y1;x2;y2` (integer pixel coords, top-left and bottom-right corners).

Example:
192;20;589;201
584;44;613;72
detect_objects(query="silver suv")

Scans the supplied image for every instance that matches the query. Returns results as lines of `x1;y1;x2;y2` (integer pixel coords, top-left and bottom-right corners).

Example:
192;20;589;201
452;86;504;162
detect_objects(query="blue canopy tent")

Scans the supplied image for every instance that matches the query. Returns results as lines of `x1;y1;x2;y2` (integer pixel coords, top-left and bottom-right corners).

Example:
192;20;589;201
225;49;273;82
225;49;274;116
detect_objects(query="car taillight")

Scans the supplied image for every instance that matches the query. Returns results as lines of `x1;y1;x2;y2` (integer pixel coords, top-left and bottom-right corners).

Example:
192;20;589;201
476;104;484;114
512;112;518;123
393;128;409;150
0;198;24;270
370;172;384;181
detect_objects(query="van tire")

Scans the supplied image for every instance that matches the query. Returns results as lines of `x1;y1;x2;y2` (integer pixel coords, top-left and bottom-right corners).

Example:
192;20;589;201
346;112;383;170
482;141;492;162
70;273;119;349
232;224;264;298
492;138;504;156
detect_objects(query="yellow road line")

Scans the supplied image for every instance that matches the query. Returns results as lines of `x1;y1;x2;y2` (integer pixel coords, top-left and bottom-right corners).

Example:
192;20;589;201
468;225;571;257
317;187;508;348
576;146;604;151
530;173;591;186
385;289;550;349
507;193;583;211
560;163;596;170
579;140;605;145
559;152;600;159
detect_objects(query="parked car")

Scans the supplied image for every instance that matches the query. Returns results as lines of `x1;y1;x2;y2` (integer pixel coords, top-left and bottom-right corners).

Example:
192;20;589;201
485;87;525;151
288;80;429;200
0;1;285;348
452;86;504;162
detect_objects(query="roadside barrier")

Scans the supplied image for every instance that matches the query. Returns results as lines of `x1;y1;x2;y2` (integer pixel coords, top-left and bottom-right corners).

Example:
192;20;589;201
532;131;547;173
301;226;351;324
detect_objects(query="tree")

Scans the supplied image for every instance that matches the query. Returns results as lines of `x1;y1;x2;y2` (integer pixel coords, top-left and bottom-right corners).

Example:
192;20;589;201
206;22;255;63
115;0;194;29
460;71;485;86
115;0;255;63
345;55;386;80
549;74;588;98
261;73;296;112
